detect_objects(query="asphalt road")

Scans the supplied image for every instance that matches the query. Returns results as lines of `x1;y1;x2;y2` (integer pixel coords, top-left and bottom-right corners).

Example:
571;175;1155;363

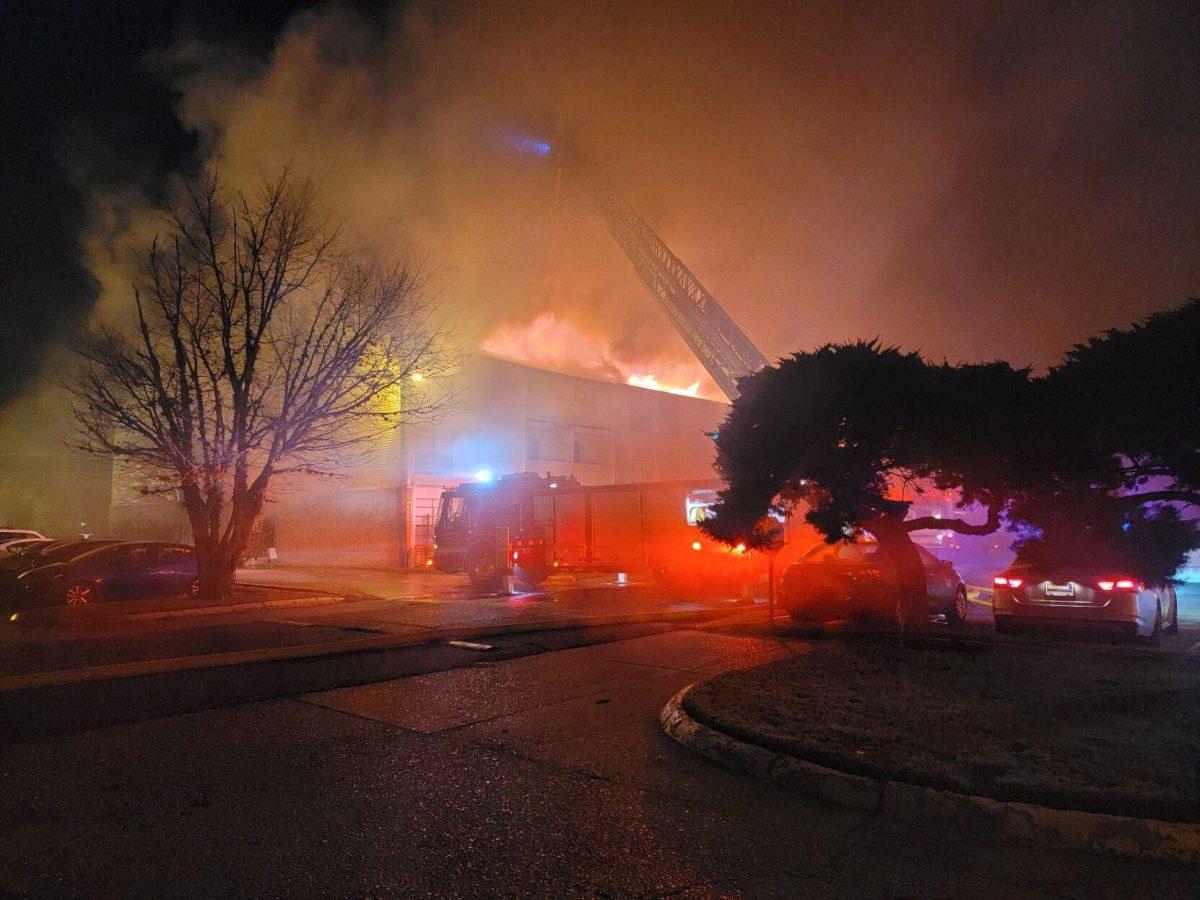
0;569;746;678
3;628;1195;898
1;565;1195;680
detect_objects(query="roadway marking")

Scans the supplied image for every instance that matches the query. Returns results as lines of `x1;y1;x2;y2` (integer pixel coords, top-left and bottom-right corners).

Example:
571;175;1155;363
965;586;993;608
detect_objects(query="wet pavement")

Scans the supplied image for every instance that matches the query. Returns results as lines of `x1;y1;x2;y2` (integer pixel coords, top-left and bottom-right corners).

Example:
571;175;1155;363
1;566;1194;679
3;628;1193;898
0;568;745;678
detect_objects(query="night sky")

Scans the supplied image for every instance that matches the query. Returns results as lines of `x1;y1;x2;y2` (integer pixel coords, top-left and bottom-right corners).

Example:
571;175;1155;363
2;1;1198;404
0;0;376;403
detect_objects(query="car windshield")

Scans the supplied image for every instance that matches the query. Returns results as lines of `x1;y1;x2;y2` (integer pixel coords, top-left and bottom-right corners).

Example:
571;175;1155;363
33;541;84;558
3;539;44;550
52;540;122;562
69;542;138;563
438;496;467;527
803;541;946;573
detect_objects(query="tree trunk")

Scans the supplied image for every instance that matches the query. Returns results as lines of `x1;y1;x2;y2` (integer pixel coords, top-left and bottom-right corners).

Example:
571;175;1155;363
177;477;270;601
180;483;235;600
867;513;930;647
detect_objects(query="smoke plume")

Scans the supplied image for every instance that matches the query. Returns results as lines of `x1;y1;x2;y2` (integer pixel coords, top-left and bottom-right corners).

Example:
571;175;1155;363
113;0;1196;387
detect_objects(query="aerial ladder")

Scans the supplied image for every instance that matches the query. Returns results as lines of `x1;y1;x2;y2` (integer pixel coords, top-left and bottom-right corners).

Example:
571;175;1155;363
562;150;769;401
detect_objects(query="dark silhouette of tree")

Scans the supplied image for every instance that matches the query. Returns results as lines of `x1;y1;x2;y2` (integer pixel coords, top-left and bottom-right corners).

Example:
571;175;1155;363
1010;298;1200;581
1008;491;1197;587
701;341;1033;642
69;170;452;597
1045;297;1200;500
703;300;1200;642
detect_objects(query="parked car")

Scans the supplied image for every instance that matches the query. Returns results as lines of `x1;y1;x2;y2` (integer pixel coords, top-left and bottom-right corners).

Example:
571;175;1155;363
992;564;1178;645
2;539;118;571
781;539;968;625
14;542;199;608
0;536;50;554
0;528;44;552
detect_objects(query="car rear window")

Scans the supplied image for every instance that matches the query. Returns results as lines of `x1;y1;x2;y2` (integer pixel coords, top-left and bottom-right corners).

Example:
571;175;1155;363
803;541;951;575
803;542;885;565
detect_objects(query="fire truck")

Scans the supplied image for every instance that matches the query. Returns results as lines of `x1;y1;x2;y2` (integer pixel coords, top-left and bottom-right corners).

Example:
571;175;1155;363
431;472;787;592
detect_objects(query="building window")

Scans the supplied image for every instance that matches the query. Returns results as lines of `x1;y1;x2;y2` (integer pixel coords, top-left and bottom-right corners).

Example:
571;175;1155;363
573;429;611;466
527;423;570;462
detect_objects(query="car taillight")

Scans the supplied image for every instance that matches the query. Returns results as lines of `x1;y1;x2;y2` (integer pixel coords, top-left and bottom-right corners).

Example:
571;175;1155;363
1097;578;1139;591
994;576;1022;588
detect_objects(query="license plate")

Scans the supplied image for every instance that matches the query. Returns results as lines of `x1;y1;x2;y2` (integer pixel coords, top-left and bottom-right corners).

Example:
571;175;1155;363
1045;583;1074;597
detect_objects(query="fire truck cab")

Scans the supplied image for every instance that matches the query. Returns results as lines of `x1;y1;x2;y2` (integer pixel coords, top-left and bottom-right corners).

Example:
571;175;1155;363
432;472;770;593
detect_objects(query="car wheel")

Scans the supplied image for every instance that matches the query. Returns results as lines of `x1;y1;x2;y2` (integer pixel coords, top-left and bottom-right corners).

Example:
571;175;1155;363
465;542;502;592
64;581;94;606
949;587;968;625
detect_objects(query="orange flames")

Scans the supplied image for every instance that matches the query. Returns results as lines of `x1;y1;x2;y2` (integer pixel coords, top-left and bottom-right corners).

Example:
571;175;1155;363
481;313;714;399
624;373;701;397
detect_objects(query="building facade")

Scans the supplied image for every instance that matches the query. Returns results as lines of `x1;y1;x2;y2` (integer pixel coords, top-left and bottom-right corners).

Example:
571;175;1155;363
110;355;730;569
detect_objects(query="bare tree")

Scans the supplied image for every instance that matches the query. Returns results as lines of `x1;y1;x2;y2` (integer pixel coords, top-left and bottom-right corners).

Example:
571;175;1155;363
70;170;452;596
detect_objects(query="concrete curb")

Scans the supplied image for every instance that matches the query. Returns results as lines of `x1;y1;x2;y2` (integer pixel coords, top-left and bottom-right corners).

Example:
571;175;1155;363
118;593;345;621
660;684;1200;864
0;608;732;694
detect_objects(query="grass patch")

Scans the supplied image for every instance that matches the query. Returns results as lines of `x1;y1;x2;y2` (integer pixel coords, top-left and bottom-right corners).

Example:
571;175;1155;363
683;639;1200;821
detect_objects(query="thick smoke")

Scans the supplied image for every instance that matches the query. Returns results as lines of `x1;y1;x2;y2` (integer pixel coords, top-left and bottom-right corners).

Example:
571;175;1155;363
120;0;1194;388
3;0;1197;404
5;1;1199;443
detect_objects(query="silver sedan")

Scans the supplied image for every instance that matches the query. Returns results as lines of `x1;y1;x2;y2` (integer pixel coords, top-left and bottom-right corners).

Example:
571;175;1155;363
992;566;1179;645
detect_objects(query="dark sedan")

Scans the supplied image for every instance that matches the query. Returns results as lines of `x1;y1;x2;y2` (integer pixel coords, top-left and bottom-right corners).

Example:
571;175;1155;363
0;540;121;593
14;542;198;608
781;539;968;625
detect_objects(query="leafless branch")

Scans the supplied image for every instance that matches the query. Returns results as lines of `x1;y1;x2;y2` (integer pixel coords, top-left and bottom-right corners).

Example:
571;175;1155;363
67;169;452;595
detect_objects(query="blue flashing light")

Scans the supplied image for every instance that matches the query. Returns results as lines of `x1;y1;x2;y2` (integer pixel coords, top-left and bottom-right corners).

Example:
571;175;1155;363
522;138;552;156
500;131;552;156
474;469;494;483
